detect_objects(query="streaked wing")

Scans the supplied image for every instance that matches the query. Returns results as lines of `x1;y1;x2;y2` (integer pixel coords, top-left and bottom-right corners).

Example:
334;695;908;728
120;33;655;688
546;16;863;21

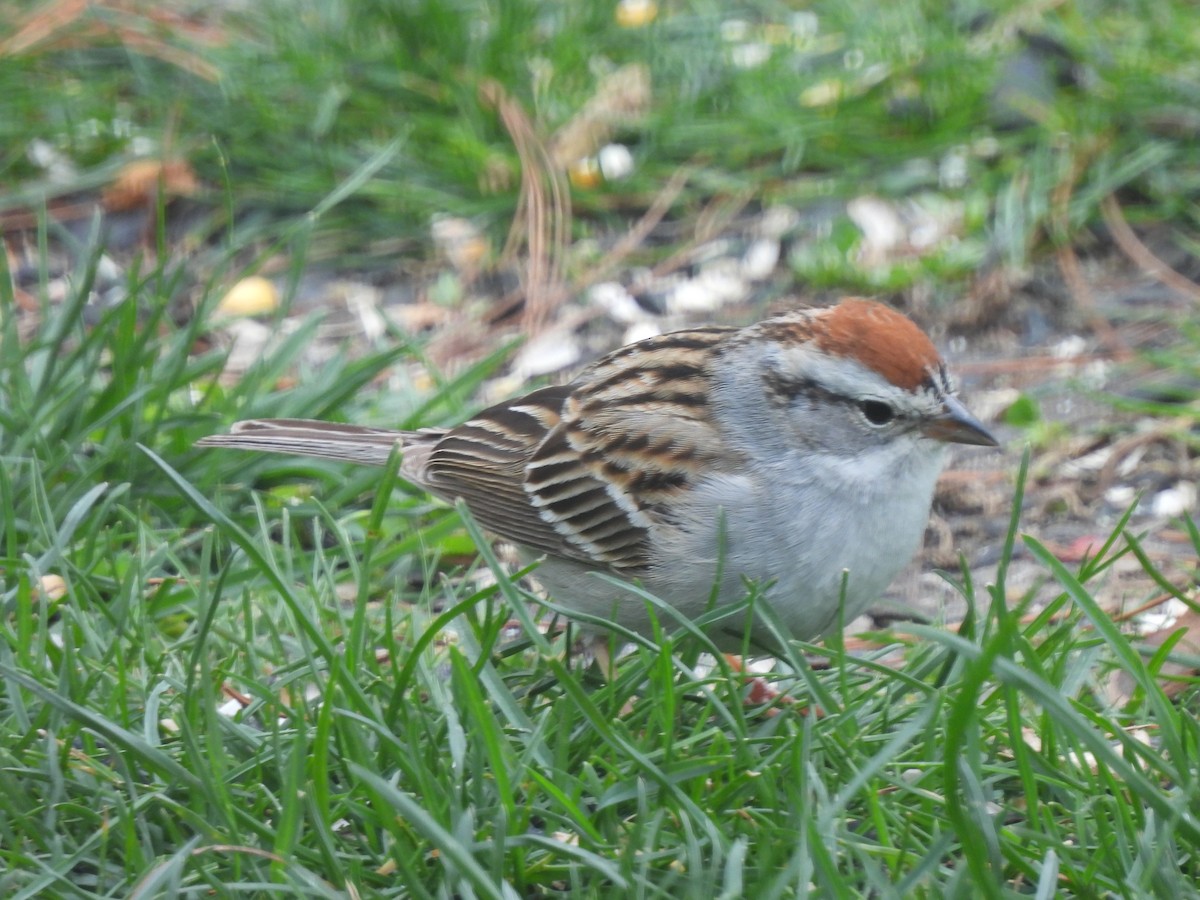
418;384;590;561
522;325;739;572
425;327;740;573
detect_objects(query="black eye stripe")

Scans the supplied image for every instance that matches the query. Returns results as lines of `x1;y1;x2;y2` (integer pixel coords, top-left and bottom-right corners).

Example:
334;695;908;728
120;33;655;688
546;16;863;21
762;370;909;427
763;371;840;406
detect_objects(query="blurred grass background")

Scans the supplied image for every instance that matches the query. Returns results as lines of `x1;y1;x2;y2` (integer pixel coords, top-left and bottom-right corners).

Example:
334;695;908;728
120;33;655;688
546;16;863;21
5;0;1197;281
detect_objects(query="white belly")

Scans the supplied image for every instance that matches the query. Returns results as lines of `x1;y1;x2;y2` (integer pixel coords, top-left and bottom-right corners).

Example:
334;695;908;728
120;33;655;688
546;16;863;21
531;446;945;651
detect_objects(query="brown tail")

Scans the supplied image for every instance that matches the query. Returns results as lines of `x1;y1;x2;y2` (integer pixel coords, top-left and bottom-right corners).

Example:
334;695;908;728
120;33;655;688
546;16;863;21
197;418;429;468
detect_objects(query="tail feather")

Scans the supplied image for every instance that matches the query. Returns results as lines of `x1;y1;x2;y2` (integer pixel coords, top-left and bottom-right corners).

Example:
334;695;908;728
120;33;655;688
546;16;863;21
197;418;437;470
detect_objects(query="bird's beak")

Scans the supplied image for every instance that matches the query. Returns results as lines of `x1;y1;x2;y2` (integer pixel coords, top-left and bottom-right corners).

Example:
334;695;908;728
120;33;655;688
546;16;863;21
922;395;999;447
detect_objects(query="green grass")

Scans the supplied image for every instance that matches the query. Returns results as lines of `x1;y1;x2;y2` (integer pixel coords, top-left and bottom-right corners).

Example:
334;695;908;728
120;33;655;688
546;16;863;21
3;0;1200;895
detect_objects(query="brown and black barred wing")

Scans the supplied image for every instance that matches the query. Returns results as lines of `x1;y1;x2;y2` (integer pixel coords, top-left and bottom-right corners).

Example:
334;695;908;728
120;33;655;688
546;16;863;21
519;325;740;573
418;384;590;561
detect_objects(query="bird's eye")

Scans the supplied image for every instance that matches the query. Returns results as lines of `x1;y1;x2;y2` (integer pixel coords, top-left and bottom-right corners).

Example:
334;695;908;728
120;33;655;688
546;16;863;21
859;400;896;426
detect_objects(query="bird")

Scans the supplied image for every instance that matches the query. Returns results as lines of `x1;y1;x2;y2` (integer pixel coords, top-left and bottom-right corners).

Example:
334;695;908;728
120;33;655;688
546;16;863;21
198;298;998;653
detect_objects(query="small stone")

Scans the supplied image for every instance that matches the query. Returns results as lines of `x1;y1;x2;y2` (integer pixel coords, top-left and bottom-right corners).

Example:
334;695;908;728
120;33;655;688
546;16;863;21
217;698;243;718
589;281;647;324
623;321;661;345
758;205;800;238
667;262;747;314
511;329;582;380
1103;485;1136;509
848;195;905;262
38;574;68;601
217;276;279;317
1051;335;1088;359
730;42;771;69
222;318;274;373
615;0;656;28
598;144;635;180
800;79;844;107
741;238;781;281
1132;597;1187;635
568;157;603;189
431;216;489;274
1151;483;1196;519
